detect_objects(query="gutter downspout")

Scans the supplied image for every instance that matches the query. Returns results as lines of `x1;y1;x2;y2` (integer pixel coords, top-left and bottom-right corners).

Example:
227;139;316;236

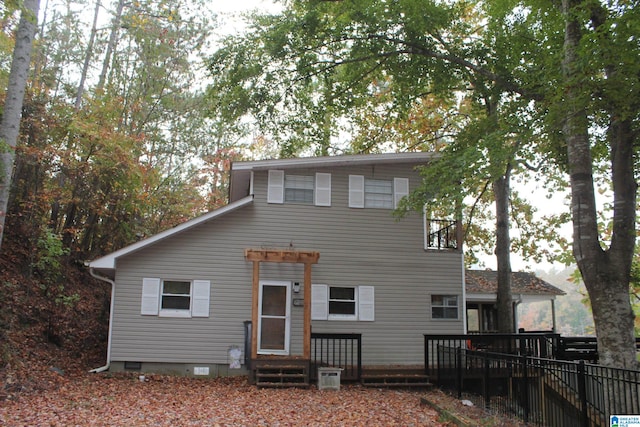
551;298;557;333
513;294;523;332
88;267;115;373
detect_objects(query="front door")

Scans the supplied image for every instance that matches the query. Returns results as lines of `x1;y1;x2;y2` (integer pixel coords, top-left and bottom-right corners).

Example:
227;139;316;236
258;280;291;355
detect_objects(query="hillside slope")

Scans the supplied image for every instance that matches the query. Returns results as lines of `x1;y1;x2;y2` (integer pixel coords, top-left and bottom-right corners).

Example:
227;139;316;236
0;232;109;400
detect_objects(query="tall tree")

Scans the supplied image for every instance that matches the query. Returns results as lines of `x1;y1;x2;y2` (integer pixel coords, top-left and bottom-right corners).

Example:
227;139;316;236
0;0;40;251
558;0;638;369
207;0;639;366
5;0;238;261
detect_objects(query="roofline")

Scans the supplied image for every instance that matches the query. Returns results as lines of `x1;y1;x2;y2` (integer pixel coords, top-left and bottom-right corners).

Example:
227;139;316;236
231;152;437;171
466;292;560;301
88;195;254;270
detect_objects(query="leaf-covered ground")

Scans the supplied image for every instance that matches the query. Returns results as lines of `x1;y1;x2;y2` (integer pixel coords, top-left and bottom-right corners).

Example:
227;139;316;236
0;373;447;426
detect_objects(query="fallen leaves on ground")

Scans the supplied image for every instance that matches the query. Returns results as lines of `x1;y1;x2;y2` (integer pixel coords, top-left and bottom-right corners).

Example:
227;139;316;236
422;389;529;427
0;373;447;426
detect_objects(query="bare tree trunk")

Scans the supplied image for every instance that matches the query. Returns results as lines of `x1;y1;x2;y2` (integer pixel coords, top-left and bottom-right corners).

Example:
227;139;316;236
0;0;41;252
97;0;125;91
561;0;637;370
75;0;102;107
494;164;514;333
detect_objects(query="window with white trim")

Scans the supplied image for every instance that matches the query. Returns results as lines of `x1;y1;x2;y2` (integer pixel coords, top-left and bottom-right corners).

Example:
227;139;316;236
431;295;459;319
311;284;374;321
329;286;357;319
365;179;393;208
161;280;191;313
140;278;210;318
285;175;314;203
268;170;331;206
349;175;409;209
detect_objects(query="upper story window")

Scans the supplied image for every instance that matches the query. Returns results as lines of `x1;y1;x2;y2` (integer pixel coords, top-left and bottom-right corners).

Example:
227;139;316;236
349;175;409;209
268;170;331;206
285;175;314;204
364;179;393;209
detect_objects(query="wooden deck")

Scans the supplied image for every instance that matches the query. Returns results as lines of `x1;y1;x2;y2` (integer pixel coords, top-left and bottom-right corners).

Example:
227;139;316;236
361;366;432;388
252;357;310;388
252;359;433;389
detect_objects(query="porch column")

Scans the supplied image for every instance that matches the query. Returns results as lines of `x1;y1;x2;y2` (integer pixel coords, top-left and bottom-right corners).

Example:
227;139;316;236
251;260;259;359
244;248;320;361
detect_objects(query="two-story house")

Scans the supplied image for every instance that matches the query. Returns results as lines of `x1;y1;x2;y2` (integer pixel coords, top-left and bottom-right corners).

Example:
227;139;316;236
88;152;465;385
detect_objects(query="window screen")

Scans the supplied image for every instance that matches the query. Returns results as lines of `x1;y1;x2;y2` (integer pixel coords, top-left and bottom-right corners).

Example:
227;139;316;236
365;179;393;209
431;295;458;319
284;175;314;204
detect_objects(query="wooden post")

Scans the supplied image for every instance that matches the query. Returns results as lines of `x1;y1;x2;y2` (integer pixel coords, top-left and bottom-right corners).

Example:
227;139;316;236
303;262;312;359
251;260;259;359
244;248;319;360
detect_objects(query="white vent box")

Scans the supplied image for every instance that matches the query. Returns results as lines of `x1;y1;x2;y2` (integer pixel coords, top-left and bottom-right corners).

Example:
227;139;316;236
318;367;342;390
194;366;209;376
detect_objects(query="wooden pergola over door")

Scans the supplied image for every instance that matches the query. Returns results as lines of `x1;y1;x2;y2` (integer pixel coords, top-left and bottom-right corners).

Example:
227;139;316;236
244;249;320;360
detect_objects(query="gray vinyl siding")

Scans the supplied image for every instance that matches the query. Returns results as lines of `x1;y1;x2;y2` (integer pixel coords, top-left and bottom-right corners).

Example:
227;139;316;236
110;161;464;366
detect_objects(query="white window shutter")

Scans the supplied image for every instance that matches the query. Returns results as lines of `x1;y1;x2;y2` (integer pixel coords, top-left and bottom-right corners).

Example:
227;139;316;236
349;175;365;208
358;286;375;321
267;170;284;204
311;284;328;320
315;173;332;206
141;278;160;315
394;178;409;209
192;280;211;317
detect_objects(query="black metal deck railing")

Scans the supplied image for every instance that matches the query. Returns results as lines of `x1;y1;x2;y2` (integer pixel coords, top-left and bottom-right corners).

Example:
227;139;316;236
424;334;640;427
424;333;559;374
425;219;458;250
310;332;362;381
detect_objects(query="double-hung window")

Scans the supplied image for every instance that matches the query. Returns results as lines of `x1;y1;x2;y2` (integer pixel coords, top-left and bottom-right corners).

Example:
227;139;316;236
311;284;375;321
284;175;314;204
268;170;331;206
349;175;409;209
364;179;393;209
161;280;191;312
329;286;357;318
141;278;211;318
431;295;459;319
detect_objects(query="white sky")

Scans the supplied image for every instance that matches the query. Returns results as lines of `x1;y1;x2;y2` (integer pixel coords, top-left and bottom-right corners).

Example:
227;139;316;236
213;0;282;14
212;0;283;36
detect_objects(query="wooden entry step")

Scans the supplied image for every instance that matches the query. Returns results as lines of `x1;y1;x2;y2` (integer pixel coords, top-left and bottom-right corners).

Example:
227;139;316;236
361;367;433;389
254;359;310;388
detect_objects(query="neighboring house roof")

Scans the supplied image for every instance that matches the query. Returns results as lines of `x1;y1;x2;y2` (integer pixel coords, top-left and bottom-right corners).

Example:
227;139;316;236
465;269;565;297
229;152;437;202
88;196;254;273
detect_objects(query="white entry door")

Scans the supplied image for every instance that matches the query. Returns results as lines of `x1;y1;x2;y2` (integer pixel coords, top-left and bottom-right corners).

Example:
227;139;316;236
258;280;291;355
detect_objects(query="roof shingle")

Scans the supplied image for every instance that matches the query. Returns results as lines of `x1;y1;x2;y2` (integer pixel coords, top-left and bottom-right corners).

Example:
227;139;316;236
465;270;565;296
